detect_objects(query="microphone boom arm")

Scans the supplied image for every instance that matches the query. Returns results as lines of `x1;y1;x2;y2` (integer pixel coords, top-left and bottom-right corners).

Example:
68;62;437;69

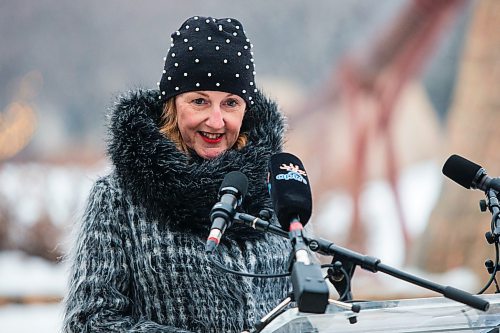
311;238;490;312
233;212;490;312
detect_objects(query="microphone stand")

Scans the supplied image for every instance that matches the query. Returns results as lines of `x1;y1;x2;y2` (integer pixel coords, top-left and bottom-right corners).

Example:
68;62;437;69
287;217;330;314
478;187;500;293
309;238;489;311
235;212;358;333
236;213;330;314
326;258;356;302
233;212;490;313
486;187;500;237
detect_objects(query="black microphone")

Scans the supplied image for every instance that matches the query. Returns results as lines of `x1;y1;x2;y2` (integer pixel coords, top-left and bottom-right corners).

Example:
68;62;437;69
442;154;500;192
268;152;313;266
268;152;329;314
205;171;248;254
267;153;312;229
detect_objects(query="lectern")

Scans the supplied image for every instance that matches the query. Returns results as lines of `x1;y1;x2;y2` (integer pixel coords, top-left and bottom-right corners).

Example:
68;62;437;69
260;293;500;332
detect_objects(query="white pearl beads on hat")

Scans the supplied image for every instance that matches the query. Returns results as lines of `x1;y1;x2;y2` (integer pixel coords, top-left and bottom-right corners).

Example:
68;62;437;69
159;16;257;107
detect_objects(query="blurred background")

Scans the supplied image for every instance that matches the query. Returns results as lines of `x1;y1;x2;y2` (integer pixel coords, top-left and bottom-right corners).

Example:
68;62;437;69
2;0;500;331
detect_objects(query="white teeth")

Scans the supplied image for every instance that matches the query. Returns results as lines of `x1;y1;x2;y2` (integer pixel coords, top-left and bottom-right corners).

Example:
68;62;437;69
201;132;222;139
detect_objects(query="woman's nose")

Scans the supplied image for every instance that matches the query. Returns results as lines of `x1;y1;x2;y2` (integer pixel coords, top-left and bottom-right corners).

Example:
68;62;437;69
206;107;224;129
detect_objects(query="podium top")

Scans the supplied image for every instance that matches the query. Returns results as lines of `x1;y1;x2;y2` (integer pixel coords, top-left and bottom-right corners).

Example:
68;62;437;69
260;293;500;333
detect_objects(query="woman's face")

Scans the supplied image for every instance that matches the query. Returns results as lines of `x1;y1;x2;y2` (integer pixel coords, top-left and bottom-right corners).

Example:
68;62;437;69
175;91;246;159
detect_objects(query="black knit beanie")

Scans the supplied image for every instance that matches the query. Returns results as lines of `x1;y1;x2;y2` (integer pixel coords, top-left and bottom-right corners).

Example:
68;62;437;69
158;16;257;107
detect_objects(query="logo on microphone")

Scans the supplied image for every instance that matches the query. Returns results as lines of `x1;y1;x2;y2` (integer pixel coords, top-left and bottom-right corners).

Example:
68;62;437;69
276;163;308;184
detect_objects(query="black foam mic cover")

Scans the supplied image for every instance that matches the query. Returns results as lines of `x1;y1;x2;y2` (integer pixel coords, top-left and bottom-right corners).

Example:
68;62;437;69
268;152;312;229
219;171;248;198
206;171;248;253
442;154;482;189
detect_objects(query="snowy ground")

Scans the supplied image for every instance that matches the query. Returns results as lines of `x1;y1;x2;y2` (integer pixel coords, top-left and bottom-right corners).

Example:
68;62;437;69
0;251;67;297
0;159;480;332
0;252;67;332
0;303;63;333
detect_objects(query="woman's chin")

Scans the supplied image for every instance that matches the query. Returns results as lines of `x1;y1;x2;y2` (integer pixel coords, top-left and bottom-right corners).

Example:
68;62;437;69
197;147;227;160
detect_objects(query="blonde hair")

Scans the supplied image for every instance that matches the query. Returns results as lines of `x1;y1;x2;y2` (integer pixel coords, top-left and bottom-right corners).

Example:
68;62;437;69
159;98;248;154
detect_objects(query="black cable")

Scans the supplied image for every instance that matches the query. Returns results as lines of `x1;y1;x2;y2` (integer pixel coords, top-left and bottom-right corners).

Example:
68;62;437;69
493;275;500;293
208;253;290;278
477;208;500;294
321;264;352;301
338;266;352;301
478;241;499;294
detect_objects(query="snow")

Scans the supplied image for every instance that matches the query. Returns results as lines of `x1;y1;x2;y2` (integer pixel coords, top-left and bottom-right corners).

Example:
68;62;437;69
315;160;443;268
0;162;107;228
0;303;63;333
0;162;104;332
0;251;68;297
0;251;67;332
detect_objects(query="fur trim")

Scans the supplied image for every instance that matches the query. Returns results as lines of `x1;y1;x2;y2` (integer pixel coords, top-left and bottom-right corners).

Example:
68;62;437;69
107;89;285;237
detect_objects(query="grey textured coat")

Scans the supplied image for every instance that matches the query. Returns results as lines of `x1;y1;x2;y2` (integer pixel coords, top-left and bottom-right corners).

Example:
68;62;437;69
62;89;292;332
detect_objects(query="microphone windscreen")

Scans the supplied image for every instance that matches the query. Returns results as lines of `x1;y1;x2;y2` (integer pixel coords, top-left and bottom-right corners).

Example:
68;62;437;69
220;171;249;197
268;152;312;229
442;154;482;189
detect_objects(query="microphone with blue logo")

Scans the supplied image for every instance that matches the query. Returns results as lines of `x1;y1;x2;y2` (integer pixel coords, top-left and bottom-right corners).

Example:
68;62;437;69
268;152;329;313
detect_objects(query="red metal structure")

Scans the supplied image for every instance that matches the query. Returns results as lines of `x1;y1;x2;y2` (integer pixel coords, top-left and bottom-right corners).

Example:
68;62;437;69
293;0;467;255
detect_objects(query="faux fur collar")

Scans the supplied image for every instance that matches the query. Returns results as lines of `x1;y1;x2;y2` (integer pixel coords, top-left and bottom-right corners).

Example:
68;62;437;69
107;89;285;236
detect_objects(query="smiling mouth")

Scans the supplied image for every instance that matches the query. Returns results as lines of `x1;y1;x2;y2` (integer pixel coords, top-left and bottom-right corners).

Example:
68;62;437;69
199;131;223;143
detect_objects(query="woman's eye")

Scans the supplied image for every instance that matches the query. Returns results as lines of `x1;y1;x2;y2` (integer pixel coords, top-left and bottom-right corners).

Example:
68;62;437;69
192;98;206;105
225;99;239;107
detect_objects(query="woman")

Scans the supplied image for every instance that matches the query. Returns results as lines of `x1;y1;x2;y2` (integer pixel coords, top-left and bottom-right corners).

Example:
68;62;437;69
63;16;291;332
